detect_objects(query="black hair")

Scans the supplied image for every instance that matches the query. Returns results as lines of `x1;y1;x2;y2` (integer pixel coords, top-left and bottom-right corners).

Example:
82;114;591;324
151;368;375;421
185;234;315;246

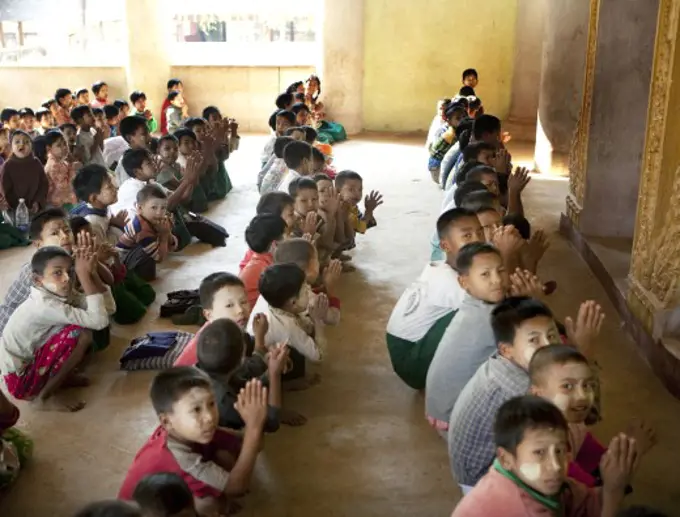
616;507;669;517
276;92;294;109
19;107;35;118
313;173;332;184
245;213;286;253
283;140;313;170
455;242;501;274
92;107;104;117
335;170;363;191
173;127;197;143
197;319;245;375
276;109;296;126
460;190;498;213
291;102;310;115
286;81;304;94
32;135;48;165
258;263;306;309
148;136;159;155
294;92;306;102
70;105;92;124
91;81;107;96
494;395;568;455
136;184;167;205
29;208;68;240
167;91;182;103
31;245;71;275
199;272;244;309
444;104;467;121
455;160;483;185
1;108;19;122
273;237;316;270
113;99;129;110
452;97;469;109
103;104;120;120
69;216;91;236
158;134;178;148
473;114;501;140
73;164;110;202
462;68;478;81
202;105;221;120
59;122;77;134
300;125;318;143
256;191;294;217
76;88;89;97
35;108;51;122
132;473;195;517
274;136;295;159
166;78;182;90
55;88;72;102
284;126;304;138
119;115;148;141
469;96;482;111
311;146;325;163
184;117;206;131
459;86;476;97
121;148;153;178
458;128;472;151
72;500;142;517
502;213;531;240
491;296;554;345
288;176;318;198
462;141;496;163
306;74;321;100
9;129;30;143
268;110;279;132
466;165;497;184
149;367;212;415
129;90;146;104
529;344;589;387
454;180;487;207
436;207;478;240
41;98;56;109
44;129;66;147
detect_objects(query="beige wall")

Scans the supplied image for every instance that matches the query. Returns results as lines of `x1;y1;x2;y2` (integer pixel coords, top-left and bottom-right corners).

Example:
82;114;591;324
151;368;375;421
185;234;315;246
362;0;518;132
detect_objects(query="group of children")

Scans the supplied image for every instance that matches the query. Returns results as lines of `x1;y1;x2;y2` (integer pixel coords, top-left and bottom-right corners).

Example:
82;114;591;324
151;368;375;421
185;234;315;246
385;68;662;516
0;76;387;516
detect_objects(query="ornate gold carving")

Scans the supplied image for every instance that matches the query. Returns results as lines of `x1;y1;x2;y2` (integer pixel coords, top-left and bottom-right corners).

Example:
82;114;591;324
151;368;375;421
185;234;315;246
567;0;601;217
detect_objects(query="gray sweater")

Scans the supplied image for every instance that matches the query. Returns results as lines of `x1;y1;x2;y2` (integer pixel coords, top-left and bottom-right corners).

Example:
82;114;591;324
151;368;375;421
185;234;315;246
425;294;497;425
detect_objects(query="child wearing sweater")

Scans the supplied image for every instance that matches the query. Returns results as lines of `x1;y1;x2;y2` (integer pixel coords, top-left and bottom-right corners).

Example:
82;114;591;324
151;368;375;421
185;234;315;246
0;130;49;213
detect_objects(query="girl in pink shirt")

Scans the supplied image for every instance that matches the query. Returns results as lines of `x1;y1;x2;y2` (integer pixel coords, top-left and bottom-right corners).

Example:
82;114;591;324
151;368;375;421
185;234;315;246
44;130;79;210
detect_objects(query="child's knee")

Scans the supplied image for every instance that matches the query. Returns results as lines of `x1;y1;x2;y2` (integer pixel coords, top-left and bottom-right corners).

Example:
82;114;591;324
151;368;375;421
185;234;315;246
76;329;94;352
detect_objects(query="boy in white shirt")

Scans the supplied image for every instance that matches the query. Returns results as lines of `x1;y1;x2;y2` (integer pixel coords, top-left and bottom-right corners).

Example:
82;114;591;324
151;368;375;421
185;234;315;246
71;105;107;168
0;246;115;412
278;140;314;194
385;208;484;390
107;116;151;186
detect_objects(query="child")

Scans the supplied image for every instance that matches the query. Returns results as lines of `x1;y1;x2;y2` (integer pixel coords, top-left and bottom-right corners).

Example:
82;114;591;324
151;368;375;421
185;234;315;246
114;99;131;118
0;130;49;213
197;318;287;432
447;297;602;493
173;128;210;212
59;122;78;157
36;108;55;135
0;108;21;130
451;395;637;516
0;389;33;490
75;88;90;106
44;129;78;210
462;68;478;92
428;103;468;184
92;108;108;136
130;90;159;134
335;170;383;245
73;501;141;517
54;88;74;125
276;92;294;110
160;78;186;135
155;134;182;188
0;246;115;411
183;117;229;201
426;98;451;149
90;81;109;109
315;173;346;258
19;108;37;138
107;115;150;182
165;91;186;134
288;177;323;239
291;102;312;126
118;367;268;515
132;473;198;517
278;140;315;193
202;105;240;154
116;184;178;281
71;105;107;167
240;214;286;308
104;104;121;137
0;127;8;165
43;98;60;125
259;136;294;194
262;110;296;166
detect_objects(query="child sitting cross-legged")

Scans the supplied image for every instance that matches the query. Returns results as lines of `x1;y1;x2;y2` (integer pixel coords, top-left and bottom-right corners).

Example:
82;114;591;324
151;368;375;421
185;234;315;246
0;245;116;411
529;344;656;488
278;140;315;194
386;208;483;391
106;116;150;183
171;128;210;214
335;170;383;249
0;130;49;214
314;173;348;263
451;395;639;517
262;110;296;167
288;177;325;241
44;129;79;211
184;117;232;201
71;105;107;168
118;367;269;516
259;136;294;194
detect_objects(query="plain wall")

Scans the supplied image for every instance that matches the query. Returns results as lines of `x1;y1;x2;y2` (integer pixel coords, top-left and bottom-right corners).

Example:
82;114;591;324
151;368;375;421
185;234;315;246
362;0;518;132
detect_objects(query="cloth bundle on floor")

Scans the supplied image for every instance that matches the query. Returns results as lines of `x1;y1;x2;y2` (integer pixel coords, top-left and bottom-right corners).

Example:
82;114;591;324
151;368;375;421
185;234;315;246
159;290;200;319
119;331;194;371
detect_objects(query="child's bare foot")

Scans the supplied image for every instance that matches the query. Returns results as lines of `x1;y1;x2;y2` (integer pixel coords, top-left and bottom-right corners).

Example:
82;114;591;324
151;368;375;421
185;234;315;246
60;372;91;389
280;408;307;426
35;396;86;412
283;373;321;392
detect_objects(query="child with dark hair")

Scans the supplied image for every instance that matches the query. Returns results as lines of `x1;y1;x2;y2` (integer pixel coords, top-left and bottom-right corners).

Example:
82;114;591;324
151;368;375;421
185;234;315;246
73;500;141;517
286;81;305;95
288;176;322;238
90;81;109;109
118;367;268;516
155;134;182;187
278;140;315;193
335;170;383;247
171;128;209;213
75;88;90;106
259;135;294;193
1;108;21;130
160;78;186;135
165;91;186;134
202;106;240;154
255;191;296;244
314;173;346;259
0;388;32;491
103;104;121;137
130;90;158;133
71;105;107;168
276;92;294;110
36;108;56;136
183;117;231;201
291;102;311;127
452;396;638;517
43;131;78;209
448;297;604;493
239;214;286;308
54;88;74;125
132;473;196;517
0;130;48;212
428;104;468;184
0;245;115;411
262;110;296;166
113;99;130;118
106;116;150;184
462;68;478;89
426;98;452;150
19;108;37;138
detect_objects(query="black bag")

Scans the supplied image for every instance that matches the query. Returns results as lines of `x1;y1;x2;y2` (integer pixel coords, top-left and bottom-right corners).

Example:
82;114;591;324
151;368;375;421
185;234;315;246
185;213;228;247
123;246;157;282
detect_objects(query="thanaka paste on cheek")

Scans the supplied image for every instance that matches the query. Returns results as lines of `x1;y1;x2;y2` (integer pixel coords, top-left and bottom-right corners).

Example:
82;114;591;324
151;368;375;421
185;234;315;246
519;462;542;481
523;346;538;366
552;393;571;413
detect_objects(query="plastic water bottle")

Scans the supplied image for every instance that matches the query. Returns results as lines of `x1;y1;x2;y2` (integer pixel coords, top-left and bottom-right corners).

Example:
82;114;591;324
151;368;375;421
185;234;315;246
15;199;29;235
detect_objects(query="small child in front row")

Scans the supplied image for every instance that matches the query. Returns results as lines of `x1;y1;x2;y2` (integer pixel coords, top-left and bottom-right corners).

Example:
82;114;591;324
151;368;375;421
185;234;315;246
451;395;637;517
44;129;78;211
0;246;116;412
0;130;48;213
258;135;294;194
118;367;268;516
335;170;383;249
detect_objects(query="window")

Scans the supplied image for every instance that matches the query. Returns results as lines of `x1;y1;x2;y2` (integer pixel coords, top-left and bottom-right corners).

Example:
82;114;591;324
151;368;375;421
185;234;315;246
167;0;321;67
0;0;126;67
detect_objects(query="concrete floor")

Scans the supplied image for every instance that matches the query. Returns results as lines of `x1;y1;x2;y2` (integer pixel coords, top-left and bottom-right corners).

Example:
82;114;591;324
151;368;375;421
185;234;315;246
1;135;680;516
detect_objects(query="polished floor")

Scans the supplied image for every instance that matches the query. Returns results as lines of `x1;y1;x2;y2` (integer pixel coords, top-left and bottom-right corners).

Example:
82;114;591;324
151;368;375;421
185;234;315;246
1;135;680;516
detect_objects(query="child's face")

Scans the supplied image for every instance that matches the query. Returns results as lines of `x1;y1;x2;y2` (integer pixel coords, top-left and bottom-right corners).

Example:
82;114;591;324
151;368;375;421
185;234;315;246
162;387;218;445
191;123;207;140
477;149;496;167
107;115;120;127
96;85;109;100
94;112;106;127
448;112;465;129
499;427;568;497
11;133;32;159
458;251;506;303
533;362;597;424
159;139;179;165
295;110;310;127
34;255;73;297
5;115;21;130
305;248;320;284
133;98;146;112
135;158;159;182
137;196;168;225
128;125;150;150
93;176;118;207
171;93;185;108
312;156;326;174
280;203;296;230
477;209;501;242
316;179;333;209
37;218;74;252
339;178;363;206
41;114;56;128
207;113;222;127
204;284;251;329
500;316;560;371
80;109;95;128
276;115;292;135
21;115;35;130
284;284;310;314
77;92;90;105
47;135;69;161
178;136;196;156
62;126;77;146
480;173;499;195
120;104;130;117
294;187;319;216
440;216;484;256
463;74;478;89
58;94;73;109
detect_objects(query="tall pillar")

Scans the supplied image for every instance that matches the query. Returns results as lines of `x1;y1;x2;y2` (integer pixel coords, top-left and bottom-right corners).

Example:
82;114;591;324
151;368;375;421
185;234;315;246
124;0;171;120
628;0;680;339
317;0;365;135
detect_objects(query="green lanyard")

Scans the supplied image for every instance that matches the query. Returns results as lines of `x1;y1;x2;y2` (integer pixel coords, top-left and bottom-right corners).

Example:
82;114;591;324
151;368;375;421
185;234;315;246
493;459;563;515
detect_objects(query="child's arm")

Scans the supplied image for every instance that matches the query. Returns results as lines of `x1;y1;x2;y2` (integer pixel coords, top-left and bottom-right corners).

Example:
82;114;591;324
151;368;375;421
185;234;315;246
599;435;639;517
320;261;342;325
91;125;106;154
334;204;348;245
506;167;530;216
362;190;383;228
166;154;201;210
155;215;176;262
